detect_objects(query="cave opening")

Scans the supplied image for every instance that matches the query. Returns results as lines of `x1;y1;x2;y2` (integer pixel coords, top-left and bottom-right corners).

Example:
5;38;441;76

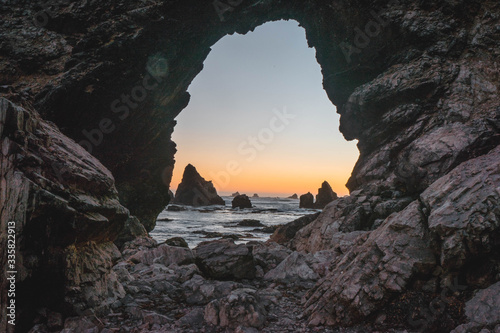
149;20;359;246
169;20;359;199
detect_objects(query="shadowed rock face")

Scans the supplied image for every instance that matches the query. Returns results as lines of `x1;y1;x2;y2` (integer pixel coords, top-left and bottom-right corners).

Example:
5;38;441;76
1;0;500;331
314;181;338;208
172;164;225;208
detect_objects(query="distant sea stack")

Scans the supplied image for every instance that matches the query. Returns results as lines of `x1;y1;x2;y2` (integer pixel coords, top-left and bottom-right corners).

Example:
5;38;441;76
299;181;338;209
232;194;252;209
288;193;298;199
172;164;225;206
299;192;314;208
315;181;338;208
252;193;259;198
231;192;240;197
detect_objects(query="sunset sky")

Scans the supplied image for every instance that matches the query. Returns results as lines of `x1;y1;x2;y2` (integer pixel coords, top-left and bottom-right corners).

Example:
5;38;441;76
171;20;359;197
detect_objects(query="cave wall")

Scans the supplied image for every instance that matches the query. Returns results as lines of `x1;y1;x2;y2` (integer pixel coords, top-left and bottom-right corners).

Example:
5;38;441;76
1;0;499;330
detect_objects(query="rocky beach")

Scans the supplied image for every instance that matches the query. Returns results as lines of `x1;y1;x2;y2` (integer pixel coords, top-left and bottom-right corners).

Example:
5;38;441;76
1;0;500;332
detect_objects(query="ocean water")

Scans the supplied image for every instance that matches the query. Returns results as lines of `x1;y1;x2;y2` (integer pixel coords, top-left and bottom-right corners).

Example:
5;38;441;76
150;196;320;248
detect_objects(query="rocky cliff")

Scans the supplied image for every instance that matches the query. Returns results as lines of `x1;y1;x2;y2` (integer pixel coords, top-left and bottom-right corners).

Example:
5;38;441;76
1;0;499;332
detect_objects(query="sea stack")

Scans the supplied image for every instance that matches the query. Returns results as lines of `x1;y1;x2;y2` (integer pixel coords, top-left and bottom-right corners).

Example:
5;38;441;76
231;191;240;197
252;193;259;198
172;164;225;206
299;192;314;208
232;194;252;209
314;181;338;208
288;193;298;199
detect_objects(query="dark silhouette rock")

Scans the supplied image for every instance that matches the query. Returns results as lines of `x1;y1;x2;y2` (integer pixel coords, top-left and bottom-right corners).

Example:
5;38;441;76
165;237;189;248
231;192;240;197
252;193;259;198
237;219;264;227
173;164;225;206
232;194;252;209
299;192;314;208
288;194;298;199
167;205;186;211
314;181;338;209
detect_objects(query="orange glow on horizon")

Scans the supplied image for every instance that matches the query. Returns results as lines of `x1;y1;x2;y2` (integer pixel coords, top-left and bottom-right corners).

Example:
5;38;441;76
170;161;354;198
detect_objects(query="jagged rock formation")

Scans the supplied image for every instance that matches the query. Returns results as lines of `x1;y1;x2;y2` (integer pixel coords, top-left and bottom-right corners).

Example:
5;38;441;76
314;181;338;208
299;192;314;208
232;194;252;209
172;164;225;207
0;98;129;332
288;193;298;199
1;0;500;332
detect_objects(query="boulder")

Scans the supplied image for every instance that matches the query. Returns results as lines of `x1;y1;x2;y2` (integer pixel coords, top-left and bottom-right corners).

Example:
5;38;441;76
314;181;338;208
299;192;314;208
193;239;256;280
173;164;225;206
232;194;252;209
164;237;189;248
204;288;267;329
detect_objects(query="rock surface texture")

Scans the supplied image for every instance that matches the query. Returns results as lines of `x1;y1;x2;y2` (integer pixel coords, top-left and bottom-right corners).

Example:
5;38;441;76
1;0;500;332
172;164;225;207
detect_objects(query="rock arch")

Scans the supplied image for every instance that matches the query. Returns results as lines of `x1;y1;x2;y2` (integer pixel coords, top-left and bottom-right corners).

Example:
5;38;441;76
1;0;499;331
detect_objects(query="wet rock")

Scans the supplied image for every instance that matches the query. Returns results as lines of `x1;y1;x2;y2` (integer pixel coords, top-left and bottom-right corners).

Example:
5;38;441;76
270;212;321;245
164;237;189;248
232;194;252;209
194;239;256;280
314;181;338;208
173;164;225;206
299;192;314;208
204;288;267;329
167;205;186;211
238;219;264;227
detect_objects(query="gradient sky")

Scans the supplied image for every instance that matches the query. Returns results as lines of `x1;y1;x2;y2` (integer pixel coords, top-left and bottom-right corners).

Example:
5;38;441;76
171;20;359;197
